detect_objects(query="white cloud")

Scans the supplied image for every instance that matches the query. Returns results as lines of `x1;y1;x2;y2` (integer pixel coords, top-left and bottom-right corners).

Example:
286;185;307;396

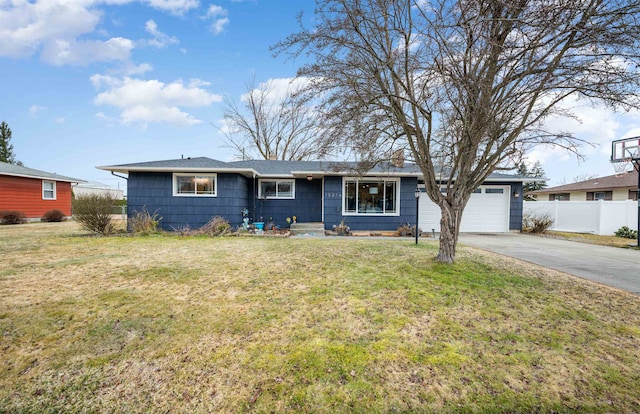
0;0;193;65
210;17;229;34
204;4;229;34
28;105;46;116
55;117;65;123
145;0;199;14
91;75;222;126
41;37;134;65
0;0;101;59
122;62;154;75
242;77;311;104
142;19;179;48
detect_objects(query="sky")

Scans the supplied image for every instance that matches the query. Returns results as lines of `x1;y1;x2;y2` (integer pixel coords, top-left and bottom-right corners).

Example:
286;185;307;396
1;0;640;195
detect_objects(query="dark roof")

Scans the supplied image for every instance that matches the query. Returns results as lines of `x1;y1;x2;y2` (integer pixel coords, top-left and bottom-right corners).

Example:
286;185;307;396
98;157;530;181
100;157;235;171
0;161;84;183
531;170;638;193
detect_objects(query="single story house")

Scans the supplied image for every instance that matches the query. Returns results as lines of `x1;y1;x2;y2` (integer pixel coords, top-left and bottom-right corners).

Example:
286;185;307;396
72;181;125;200
98;157;530;233
0;161;84;219
529;170;638;201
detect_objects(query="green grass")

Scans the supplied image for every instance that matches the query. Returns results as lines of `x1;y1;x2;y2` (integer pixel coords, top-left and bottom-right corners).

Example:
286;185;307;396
0;221;639;413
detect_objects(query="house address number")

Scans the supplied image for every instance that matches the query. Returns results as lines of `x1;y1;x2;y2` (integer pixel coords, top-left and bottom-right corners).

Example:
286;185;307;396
325;192;342;198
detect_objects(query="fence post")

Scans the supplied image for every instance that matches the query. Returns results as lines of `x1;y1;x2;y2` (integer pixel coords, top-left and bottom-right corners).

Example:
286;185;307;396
596;199;603;235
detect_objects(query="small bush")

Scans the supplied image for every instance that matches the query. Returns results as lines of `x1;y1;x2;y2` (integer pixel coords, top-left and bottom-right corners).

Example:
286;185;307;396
199;216;232;237
73;194;116;235
522;213;554;234
128;208;162;234
0;210;26;225
614;226;638;240
41;209;66;222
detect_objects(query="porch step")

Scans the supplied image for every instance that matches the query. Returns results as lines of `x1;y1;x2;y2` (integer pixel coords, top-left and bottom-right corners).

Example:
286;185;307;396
289;222;326;237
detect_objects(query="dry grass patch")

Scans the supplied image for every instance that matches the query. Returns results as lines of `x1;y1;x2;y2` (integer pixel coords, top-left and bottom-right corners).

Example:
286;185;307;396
1;221;639;413
539;230;638;248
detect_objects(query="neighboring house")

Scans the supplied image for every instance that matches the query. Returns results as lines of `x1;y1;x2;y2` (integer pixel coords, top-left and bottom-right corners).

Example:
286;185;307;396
72;181;124;200
529;170;638;201
98;157;530;233
0;161;85;219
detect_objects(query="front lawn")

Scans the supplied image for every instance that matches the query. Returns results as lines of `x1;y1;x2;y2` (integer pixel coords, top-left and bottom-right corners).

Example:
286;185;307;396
1;222;638;413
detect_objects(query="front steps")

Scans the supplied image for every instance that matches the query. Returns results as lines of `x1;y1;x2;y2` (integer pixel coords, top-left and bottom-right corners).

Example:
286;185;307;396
289;222;326;237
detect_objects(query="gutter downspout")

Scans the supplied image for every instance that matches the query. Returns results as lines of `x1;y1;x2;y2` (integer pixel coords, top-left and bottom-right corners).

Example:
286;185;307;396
111;171;128;181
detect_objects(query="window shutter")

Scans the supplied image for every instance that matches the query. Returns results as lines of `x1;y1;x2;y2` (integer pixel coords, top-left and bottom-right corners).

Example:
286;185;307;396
586;192;594;201
605;191;613;201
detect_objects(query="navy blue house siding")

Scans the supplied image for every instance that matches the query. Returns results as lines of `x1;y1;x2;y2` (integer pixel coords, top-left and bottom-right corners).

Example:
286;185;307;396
323;176;419;231
255;178;322;227
508;182;523;231
127;172;250;230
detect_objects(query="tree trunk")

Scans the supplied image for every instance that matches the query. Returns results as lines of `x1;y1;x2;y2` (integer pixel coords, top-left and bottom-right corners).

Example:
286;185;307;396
436;200;462;263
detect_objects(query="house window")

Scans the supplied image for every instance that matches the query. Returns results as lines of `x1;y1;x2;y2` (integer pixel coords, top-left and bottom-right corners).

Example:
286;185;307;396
549;193;570;201
42;181;56;200
629;190;638;201
586;191;612;201
173;174;217;196
343;178;400;215
259;179;295;199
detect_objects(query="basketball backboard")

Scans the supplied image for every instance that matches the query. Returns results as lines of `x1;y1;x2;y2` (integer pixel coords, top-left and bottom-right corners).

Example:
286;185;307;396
611;136;640;162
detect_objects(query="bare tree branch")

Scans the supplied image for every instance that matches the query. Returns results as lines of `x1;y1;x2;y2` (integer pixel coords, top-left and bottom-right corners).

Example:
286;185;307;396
217;77;325;161
275;0;640;262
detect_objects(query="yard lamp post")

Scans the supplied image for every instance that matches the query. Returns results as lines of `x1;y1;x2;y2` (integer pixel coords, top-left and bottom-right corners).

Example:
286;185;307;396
414;186;420;245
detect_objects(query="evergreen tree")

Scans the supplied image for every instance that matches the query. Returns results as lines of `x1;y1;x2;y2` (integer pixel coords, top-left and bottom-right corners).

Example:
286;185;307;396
518;161;547;200
0;121;21;165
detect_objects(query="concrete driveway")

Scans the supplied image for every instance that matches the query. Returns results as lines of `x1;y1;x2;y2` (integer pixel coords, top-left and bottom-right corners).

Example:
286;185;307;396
458;233;640;295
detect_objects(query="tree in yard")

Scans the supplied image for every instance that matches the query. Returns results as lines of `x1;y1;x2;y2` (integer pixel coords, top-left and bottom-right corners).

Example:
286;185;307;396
517;161;547;200
0;121;22;165
276;0;640;262
219;77;325;161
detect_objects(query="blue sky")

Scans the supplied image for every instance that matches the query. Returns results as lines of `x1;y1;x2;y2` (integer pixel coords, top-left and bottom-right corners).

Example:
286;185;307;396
1;0;639;193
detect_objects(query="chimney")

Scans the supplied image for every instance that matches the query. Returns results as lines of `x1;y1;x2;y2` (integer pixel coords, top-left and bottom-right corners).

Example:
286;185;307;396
268;154;277;161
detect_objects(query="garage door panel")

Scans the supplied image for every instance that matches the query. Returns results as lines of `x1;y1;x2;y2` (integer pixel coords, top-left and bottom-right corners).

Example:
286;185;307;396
419;186;510;233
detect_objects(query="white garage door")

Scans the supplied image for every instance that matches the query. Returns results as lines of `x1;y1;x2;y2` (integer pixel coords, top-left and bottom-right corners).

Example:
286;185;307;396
418;186;510;233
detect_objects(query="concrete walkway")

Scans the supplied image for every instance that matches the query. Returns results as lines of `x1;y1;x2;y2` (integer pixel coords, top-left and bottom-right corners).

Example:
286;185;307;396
458;233;640;295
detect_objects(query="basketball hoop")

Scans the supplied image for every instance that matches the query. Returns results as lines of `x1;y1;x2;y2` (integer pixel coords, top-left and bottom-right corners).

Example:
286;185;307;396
611;137;640;175
612;158;632;176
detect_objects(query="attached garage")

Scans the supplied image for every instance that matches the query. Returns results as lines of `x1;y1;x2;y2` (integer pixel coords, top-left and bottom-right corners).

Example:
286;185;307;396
419;185;511;233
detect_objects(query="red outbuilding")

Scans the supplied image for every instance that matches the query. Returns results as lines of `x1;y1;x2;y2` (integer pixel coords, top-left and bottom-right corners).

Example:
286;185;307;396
0;161;84;219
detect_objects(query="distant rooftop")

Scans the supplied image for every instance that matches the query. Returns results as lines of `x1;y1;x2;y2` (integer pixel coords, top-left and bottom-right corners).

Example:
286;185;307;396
0;160;84;183
531;170;638;193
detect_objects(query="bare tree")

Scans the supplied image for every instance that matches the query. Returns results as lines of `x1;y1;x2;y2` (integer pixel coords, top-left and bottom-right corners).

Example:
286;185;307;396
276;0;640;262
219;77;325;161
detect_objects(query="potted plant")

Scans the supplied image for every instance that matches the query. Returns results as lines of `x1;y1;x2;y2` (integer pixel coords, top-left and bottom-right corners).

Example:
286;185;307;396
333;220;350;236
254;216;264;231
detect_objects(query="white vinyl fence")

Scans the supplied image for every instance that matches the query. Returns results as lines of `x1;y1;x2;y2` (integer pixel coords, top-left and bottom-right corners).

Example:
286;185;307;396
523;200;638;235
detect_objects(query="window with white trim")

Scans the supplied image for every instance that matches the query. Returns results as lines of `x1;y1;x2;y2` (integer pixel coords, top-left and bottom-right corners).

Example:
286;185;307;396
343;177;400;215
259;179;295;199
42;180;56;200
173;173;217;196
